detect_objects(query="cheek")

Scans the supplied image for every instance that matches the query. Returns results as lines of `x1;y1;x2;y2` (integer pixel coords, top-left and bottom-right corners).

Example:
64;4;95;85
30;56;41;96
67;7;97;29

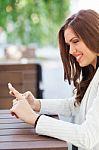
80;45;91;56
83;52;96;66
78;42;87;51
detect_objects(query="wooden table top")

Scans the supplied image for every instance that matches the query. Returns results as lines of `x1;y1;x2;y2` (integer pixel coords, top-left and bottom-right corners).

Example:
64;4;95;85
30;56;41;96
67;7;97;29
0;110;67;150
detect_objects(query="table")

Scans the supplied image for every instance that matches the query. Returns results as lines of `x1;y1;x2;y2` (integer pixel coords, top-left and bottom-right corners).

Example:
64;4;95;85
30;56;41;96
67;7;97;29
0;110;68;150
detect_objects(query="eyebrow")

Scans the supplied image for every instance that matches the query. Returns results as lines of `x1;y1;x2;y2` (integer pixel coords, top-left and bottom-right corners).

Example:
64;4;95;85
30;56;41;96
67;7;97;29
65;37;76;45
70;37;78;42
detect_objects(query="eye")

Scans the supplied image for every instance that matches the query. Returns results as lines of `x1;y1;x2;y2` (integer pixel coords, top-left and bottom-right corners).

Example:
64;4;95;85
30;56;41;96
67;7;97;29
73;40;79;44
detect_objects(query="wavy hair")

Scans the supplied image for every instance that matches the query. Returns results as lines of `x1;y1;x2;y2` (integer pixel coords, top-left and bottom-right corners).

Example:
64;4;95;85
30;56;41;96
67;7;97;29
58;9;99;104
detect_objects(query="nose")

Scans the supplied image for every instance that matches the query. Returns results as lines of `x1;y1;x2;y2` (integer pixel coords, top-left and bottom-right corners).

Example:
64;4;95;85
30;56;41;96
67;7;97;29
69;45;77;55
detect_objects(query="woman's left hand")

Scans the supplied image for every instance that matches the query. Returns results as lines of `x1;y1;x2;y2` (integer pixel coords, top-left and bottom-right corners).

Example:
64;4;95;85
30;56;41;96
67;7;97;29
8;83;39;126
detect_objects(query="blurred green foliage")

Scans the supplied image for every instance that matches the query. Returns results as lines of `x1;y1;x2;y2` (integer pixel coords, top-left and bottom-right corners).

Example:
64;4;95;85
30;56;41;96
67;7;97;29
0;0;70;46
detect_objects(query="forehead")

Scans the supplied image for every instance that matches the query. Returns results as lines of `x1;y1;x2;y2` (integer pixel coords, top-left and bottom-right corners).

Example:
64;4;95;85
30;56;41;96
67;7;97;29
64;27;77;43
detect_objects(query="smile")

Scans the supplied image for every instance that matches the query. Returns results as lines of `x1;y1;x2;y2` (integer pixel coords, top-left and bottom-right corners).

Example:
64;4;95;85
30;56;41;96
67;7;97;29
76;54;83;62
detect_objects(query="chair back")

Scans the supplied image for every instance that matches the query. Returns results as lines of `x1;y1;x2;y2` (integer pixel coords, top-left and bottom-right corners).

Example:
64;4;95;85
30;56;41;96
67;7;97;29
0;63;43;109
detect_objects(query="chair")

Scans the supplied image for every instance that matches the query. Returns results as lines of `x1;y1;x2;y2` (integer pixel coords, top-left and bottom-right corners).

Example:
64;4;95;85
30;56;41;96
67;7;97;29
0;62;43;109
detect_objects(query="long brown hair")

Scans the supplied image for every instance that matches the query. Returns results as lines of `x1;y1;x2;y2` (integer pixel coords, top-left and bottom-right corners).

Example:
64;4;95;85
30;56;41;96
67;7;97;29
58;9;99;104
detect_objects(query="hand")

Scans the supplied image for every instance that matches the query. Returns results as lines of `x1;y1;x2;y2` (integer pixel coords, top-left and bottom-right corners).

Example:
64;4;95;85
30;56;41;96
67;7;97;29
21;91;41;112
8;83;38;124
22;91;35;108
10;99;39;126
8;83;35;108
8;83;41;112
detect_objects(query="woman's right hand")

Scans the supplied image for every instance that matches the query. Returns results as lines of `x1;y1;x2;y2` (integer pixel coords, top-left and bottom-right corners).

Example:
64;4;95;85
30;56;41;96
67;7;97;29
22;91;35;109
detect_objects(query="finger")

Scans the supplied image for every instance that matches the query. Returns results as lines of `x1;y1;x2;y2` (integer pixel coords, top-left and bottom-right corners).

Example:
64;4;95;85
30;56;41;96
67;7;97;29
8;83;23;100
13;99;18;105
23;91;31;98
10;108;19;118
9;91;15;97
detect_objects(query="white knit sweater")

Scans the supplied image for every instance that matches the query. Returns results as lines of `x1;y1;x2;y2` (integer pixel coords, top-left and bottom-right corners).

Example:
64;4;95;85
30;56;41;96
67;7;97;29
36;68;99;150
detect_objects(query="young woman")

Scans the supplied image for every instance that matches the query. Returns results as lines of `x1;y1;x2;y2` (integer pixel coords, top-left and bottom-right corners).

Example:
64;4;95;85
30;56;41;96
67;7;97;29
8;9;99;150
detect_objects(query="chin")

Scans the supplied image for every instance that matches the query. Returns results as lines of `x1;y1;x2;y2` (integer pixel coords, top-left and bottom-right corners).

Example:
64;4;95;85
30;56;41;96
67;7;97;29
79;63;87;67
79;62;92;67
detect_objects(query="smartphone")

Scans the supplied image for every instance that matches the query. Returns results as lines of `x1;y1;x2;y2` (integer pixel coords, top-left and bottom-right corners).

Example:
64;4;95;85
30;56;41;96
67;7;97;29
8;83;15;97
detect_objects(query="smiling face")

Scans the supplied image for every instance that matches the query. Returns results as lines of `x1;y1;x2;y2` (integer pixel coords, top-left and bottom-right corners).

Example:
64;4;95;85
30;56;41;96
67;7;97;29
64;27;97;68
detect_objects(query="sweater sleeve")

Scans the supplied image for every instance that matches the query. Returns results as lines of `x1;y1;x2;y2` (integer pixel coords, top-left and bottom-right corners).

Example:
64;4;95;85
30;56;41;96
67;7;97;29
39;97;77;117
36;96;99;150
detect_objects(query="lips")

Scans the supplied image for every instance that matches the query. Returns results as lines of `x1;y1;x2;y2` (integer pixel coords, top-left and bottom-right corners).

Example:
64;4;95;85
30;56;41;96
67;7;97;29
75;54;83;62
